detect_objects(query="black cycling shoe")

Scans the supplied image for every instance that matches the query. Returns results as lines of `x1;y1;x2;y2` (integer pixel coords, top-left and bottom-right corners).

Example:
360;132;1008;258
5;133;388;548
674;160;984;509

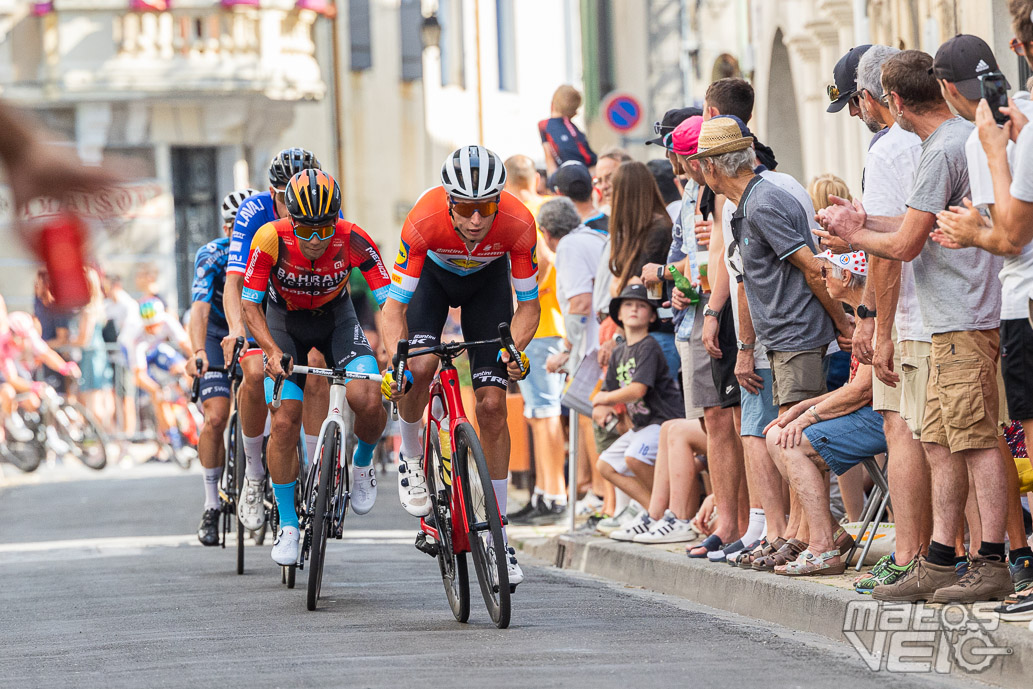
197;508;220;546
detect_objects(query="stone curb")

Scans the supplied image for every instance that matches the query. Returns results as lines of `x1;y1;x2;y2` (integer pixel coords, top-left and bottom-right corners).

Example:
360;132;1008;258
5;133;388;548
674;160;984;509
513;532;1033;688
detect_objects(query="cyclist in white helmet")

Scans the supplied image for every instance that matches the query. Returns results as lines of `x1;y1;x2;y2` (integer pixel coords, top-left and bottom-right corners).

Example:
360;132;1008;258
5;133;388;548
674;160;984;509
188;188;258;545
380;145;542;588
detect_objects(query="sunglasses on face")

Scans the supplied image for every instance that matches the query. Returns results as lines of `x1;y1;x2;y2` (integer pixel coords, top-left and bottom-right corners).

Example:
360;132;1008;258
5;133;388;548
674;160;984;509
1011;37;1028;56
292;220;336;242
449;197;499;218
593;174;613;186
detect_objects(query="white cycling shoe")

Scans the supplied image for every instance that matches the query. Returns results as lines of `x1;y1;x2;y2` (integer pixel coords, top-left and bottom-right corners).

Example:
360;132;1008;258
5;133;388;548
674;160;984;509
271;526;299;566
351;465;377;515
398;455;431;517
237;476;266;532
506;545;524;587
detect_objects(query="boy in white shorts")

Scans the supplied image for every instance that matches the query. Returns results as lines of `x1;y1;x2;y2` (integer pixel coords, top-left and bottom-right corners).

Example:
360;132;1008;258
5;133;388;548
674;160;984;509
592;284;685;539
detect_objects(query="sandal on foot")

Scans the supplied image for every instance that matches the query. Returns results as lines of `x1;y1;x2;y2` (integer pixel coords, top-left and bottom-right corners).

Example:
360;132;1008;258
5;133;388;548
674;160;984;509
779;549;846;577
687;534;723;559
754;538;806;572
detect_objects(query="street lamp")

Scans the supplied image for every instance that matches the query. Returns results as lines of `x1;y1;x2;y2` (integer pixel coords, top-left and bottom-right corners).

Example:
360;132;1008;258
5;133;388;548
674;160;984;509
421;12;441;51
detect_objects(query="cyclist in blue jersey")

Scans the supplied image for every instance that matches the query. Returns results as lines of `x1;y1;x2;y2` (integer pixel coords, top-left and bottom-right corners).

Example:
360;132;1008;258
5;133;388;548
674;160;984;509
222;148;336;533
190;188;258;545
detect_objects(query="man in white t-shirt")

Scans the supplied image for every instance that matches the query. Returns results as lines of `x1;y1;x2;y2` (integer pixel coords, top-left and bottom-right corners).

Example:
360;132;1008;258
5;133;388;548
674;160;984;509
835;44;933;593
930;34;1033;591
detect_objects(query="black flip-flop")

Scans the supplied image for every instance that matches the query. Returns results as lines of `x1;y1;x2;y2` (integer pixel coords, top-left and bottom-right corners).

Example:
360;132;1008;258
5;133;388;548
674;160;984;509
687;534;723;559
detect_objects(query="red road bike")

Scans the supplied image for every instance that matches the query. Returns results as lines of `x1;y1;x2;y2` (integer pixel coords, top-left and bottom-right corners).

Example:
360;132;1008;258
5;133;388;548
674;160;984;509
397;323;524;629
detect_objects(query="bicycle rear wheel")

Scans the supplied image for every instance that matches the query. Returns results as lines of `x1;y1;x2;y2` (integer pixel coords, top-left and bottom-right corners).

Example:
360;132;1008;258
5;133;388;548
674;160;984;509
228;412;246;574
426;421;469;623
307;425;339;611
455;422;510;629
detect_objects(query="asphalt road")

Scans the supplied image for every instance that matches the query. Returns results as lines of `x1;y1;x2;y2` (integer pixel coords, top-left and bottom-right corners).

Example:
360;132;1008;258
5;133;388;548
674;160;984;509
0;465;986;689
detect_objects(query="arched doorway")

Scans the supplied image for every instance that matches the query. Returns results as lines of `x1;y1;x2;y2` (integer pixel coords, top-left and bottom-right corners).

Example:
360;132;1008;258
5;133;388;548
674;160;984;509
765;29;804;181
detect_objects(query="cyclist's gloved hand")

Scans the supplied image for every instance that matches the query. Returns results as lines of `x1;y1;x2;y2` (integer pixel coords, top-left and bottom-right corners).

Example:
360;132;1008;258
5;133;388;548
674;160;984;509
381;368;414;399
497;348;531;380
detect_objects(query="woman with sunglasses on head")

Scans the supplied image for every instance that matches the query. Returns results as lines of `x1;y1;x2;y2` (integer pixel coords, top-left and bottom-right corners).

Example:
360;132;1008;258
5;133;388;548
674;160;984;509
380;145;542;590
241;169;392;567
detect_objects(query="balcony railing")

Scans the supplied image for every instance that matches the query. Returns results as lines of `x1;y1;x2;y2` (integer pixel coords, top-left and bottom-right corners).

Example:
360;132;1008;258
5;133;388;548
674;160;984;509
2;0;326;101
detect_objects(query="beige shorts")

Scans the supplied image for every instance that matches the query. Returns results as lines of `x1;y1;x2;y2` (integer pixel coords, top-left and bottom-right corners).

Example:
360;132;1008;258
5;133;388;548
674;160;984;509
921;329;1001;452
872;346;903;414
769;346;827;408
676;338;704;420
899;340;931;438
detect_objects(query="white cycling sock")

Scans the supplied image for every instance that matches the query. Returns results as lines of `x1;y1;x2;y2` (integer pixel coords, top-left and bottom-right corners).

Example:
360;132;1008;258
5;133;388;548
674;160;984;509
742;508;766;545
492;478;509;542
399;418;423;458
545;492;567;507
243;434;266;481
202;466;222;510
304;433;319;466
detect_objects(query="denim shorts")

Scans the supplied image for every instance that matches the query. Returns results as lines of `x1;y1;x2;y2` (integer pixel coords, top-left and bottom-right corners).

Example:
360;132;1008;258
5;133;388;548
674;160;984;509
740;368;778;438
517;336;565;419
803;405;887;476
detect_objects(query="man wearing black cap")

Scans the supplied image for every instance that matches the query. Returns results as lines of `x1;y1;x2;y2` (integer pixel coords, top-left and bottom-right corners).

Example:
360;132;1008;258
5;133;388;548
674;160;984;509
931;34;1033;596
826;44;872;117
550;161;607;232
645;107;697;147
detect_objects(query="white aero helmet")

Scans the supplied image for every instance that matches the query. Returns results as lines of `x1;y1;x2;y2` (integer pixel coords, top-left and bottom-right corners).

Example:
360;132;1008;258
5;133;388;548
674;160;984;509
221;188;261;222
440;145;506;200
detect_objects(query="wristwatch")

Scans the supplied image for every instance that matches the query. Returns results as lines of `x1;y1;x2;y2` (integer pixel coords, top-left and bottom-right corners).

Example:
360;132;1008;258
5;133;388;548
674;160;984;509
704;307;720;319
736;340;755;351
856;304;877;319
656;265;667;282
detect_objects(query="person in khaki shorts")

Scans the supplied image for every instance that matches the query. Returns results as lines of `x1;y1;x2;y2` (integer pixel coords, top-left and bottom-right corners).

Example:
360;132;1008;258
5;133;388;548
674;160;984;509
819;49;1011;604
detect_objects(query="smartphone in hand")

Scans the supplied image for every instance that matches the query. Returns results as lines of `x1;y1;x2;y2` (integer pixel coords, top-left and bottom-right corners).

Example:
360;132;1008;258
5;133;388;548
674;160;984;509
980;72;1010;126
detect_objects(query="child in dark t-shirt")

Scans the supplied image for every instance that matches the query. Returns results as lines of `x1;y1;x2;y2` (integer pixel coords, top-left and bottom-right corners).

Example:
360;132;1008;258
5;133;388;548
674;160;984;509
539;85;597;176
592;284;684;516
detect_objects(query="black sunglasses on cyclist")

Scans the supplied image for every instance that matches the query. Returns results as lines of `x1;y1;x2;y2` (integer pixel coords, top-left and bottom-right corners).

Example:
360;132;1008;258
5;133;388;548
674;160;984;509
450;196;499;218
292;219;336;242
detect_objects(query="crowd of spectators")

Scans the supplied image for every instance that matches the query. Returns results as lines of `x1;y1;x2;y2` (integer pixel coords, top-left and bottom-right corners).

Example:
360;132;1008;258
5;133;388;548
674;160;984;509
506;0;1033;619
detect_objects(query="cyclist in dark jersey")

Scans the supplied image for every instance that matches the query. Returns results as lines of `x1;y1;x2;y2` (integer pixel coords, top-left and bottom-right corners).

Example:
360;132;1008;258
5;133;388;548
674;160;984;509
242;169;391;566
189;188;258;546
223;148;334;535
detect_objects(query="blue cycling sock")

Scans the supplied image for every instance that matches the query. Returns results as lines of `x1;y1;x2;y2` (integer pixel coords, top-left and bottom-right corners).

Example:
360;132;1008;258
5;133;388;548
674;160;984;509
353;438;377;468
167;427;184;450
272;480;298;528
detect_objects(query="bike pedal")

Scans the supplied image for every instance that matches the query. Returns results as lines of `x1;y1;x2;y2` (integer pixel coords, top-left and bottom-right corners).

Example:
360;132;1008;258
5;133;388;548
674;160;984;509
414;531;438;557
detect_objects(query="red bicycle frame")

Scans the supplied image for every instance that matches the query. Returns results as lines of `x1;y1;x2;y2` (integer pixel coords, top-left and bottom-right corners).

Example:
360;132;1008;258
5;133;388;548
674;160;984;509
418;363;476;554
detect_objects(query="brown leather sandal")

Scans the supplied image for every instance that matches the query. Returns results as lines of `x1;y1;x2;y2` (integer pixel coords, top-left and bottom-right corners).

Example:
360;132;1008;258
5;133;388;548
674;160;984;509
753;538;806;572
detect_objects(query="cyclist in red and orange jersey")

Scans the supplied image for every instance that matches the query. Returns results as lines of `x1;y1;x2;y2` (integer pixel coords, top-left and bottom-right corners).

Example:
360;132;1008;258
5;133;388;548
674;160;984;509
242;169;391;567
381;145;542;589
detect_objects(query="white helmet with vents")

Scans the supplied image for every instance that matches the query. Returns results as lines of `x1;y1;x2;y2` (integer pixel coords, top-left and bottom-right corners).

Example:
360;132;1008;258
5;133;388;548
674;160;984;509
440;145;507;200
221;188;260;222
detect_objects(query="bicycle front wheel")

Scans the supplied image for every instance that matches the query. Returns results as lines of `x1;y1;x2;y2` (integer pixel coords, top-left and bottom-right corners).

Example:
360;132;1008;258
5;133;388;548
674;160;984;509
426;421;469;623
59;402;109;470
307;425;339;611
455;422;510;629
228;412;246;574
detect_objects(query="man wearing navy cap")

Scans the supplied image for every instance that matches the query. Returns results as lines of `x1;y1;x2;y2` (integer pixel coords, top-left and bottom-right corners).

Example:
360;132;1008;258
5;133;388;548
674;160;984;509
827;44;872;115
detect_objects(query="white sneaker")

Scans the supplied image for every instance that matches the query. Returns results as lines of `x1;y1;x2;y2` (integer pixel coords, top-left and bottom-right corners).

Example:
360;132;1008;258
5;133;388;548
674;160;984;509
238;476;266;531
398;455;430;517
351;465;377;515
506;545;524;587
271;526;299;565
610;511;656;542
5;416;33;443
595;502;643;536
574;492;604;517
633;509;698;543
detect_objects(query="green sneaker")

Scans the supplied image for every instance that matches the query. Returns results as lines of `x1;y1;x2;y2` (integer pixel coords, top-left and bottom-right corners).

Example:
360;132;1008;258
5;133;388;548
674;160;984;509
855;555;913;594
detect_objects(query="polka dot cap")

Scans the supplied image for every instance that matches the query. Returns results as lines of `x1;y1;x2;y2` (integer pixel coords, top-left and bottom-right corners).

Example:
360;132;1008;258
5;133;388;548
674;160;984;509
819;249;867;277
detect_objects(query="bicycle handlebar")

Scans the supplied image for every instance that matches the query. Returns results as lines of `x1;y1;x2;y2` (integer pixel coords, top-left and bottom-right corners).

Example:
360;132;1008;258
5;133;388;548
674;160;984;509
270;352;292;409
189;337;246;404
393;322;523;379
289;365;383;383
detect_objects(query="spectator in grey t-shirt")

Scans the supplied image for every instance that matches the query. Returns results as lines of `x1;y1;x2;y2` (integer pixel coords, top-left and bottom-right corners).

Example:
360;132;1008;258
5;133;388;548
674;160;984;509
689;117;854;410
819;49;1012;604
